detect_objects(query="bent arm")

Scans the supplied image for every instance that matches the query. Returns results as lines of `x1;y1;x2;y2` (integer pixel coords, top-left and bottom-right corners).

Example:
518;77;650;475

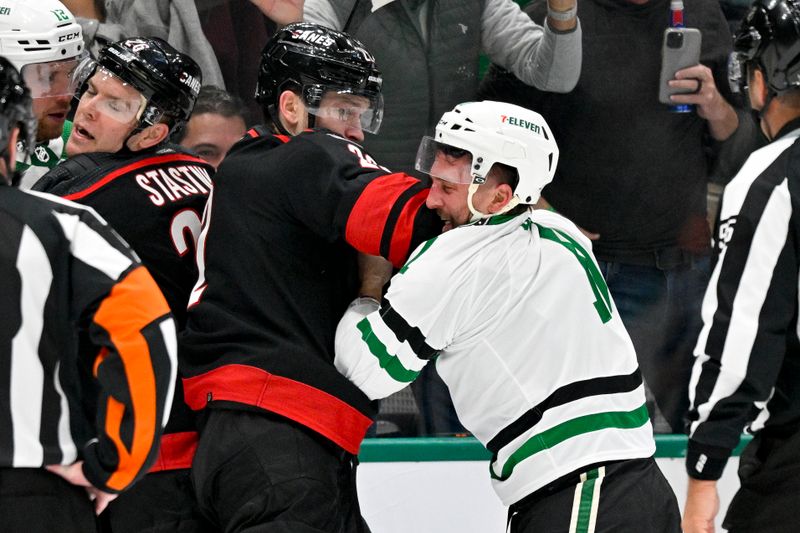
59;205;177;494
482;0;581;93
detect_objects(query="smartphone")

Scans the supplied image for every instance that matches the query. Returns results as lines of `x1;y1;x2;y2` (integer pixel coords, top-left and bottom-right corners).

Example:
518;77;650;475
658;27;702;105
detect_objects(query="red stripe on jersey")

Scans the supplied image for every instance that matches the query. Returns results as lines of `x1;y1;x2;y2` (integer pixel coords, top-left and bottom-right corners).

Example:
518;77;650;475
63;153;209;201
388;188;430;268
246;128;290;144
148;431;198;472
345;173;419;260
182;364;372;454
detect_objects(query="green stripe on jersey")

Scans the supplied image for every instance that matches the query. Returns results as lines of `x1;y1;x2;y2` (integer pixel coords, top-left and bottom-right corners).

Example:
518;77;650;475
484;213;518;225
490;403;649;481
356;318;420;382
537;225;612;323
61;120;73;156
399;236;438;274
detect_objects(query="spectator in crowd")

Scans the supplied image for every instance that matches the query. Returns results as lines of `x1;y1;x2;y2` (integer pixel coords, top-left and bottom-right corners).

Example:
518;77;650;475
305;0;581;435
196;0;282;125
481;0;761;434
180;23;441;532
334;100;680;532
304;0;579;177
0;0;84;189
33;37;215;533
0;56;176;532
683;2;800;532
174;85;248;169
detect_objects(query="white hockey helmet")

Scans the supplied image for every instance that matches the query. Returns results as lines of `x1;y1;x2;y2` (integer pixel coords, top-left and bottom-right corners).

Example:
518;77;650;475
0;0;84;97
416;100;558;207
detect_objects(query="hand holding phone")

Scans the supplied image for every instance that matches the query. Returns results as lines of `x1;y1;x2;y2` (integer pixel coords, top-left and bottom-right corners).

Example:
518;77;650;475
658;27;703;105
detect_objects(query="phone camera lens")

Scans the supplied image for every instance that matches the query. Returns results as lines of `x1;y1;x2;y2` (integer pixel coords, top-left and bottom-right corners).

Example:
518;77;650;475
667;32;684;49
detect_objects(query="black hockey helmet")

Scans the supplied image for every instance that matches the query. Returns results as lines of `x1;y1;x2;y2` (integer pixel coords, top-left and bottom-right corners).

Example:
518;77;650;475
730;0;800;95
77;37;202;133
255;22;384;133
0;56;36;186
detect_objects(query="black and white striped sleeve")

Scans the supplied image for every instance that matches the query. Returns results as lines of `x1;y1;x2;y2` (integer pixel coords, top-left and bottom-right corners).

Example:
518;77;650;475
27;192;177;492
333;239;453;400
686;155;798;480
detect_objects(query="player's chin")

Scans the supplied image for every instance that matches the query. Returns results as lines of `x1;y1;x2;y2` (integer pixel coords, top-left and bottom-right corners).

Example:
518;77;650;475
37;121;65;141
65;137;92;157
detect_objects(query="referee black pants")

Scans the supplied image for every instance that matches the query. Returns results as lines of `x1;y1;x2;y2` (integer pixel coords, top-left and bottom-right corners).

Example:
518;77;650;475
192;408;370;533
507;457;680;533
0;467;97;533
723;427;800;533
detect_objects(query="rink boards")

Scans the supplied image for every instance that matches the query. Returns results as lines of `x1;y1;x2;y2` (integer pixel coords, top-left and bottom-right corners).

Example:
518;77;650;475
358;435;749;532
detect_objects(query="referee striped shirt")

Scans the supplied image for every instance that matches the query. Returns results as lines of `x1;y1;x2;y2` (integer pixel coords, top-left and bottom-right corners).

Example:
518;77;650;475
687;120;800;480
0;186;177;493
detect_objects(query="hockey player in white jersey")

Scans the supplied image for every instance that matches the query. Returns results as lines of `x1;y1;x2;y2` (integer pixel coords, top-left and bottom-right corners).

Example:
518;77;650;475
335;101;681;532
0;0;85;188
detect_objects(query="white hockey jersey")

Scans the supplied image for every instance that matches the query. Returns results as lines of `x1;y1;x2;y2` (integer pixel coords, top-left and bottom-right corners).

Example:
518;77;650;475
335;208;655;505
15;121;71;190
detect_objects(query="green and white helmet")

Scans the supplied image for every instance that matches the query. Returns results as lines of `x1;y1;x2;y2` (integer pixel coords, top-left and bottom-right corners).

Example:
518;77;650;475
416;100;558;215
0;0;84;98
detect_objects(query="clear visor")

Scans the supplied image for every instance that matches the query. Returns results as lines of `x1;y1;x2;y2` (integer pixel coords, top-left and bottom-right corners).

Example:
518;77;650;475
21;57;82;99
79;66;148;124
415;136;475;184
305;87;384;134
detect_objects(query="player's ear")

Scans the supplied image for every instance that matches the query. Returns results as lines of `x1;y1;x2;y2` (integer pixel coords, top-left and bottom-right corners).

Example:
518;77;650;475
277;90;306;135
486;183;514;214
749;68;767;109
128;122;170;151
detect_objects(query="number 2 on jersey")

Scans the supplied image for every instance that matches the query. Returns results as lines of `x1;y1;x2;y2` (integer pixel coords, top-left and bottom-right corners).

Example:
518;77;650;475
170;208;202;257
348;144;389;172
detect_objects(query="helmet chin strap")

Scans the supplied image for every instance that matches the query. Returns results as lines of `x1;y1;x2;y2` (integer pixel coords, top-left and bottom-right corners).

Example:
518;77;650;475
466;181;520;223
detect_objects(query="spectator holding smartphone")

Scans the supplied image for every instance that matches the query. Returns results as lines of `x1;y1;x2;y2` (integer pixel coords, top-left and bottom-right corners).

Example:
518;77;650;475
481;0;763;435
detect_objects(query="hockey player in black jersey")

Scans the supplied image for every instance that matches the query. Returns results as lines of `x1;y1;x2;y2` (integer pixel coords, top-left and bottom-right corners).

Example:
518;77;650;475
0;57;176;532
32;38;215;533
180;23;441;532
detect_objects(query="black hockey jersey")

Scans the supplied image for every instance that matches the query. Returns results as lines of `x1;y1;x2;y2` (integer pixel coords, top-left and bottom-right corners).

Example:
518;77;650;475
33;145;214;471
181;127;442;454
33;145;213;328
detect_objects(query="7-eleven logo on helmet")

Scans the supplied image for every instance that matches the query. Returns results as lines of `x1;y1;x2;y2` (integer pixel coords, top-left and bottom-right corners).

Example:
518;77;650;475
500;114;541;134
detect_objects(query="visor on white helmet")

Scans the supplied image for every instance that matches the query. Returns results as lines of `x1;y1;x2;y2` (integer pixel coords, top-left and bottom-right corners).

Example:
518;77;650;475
20;54;85;99
415;136;477;184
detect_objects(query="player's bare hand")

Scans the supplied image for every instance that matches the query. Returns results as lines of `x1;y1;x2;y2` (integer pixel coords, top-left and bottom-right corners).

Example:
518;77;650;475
249;0;304;26
682;478;719;533
358;253;392;301
46;462;118;515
